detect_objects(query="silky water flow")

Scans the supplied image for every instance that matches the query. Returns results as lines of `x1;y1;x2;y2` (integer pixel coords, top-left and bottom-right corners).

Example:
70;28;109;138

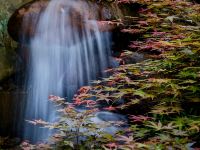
23;0;111;142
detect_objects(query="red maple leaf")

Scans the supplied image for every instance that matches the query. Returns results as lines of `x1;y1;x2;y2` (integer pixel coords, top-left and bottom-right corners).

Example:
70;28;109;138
78;86;91;94
48;95;62;101
103;106;117;111
129;115;152;122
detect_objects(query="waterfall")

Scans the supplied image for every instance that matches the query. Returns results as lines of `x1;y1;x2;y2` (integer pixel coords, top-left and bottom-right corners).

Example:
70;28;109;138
23;0;110;143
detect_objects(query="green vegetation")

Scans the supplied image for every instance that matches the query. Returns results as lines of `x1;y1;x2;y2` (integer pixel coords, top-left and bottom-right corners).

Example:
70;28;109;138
0;0;31;49
83;0;200;148
21;95;123;150
22;0;200;149
94;0;200;148
0;0;33;82
1;0;200;149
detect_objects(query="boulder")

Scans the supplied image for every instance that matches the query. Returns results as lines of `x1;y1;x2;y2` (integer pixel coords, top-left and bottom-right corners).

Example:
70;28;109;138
8;0;124;43
8;0;49;42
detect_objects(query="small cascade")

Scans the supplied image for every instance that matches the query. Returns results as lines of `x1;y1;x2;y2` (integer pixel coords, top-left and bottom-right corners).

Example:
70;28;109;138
23;0;111;142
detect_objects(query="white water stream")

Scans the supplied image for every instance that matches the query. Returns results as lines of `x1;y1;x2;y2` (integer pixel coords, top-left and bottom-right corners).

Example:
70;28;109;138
23;0;111;142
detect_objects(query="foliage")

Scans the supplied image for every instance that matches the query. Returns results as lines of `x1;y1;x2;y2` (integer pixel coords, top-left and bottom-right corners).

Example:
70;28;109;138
72;0;200;149
0;1;14;49
21;94;124;150
21;0;200;149
0;137;20;149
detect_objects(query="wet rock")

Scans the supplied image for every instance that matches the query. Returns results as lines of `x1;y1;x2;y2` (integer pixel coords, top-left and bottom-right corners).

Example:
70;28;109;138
8;0;124;43
8;0;49;42
91;111;127;134
123;52;144;64
0;91;26;137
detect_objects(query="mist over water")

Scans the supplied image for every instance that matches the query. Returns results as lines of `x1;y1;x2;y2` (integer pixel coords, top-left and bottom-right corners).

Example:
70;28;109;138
23;0;111;142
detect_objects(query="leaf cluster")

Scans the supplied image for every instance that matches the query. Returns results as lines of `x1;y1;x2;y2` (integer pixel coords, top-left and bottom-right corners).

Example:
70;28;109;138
22;0;200;149
75;0;200;149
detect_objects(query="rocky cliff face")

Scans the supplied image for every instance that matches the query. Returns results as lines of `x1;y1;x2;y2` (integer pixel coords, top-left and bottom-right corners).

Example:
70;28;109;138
0;0;31;83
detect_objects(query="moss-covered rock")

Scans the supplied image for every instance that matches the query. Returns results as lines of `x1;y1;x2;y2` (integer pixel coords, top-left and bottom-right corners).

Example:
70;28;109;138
0;0;29;82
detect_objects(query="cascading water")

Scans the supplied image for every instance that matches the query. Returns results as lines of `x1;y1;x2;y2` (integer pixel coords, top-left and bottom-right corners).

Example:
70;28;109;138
23;0;111;142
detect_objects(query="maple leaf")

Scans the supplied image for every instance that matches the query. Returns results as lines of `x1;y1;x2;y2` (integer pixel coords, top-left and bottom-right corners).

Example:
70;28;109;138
20;141;35;150
138;21;148;26
96;93;113;103
104;86;118;92
165;15;179;23
107;81;116;86
34;119;49;125
84;100;97;108
73;97;83;105
121;29;142;34
64;105;75;112
27;119;48;126
188;125;200;132
129;115;152;123
73;97;96;107
26;120;37;125
152;30;166;37
91;80;102;84
48;95;65;103
103;106;117;111
117;135;134;144
171;129;188;136
78;86;91;94
162;122;177;130
104;68;114;72
146;121;163;131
